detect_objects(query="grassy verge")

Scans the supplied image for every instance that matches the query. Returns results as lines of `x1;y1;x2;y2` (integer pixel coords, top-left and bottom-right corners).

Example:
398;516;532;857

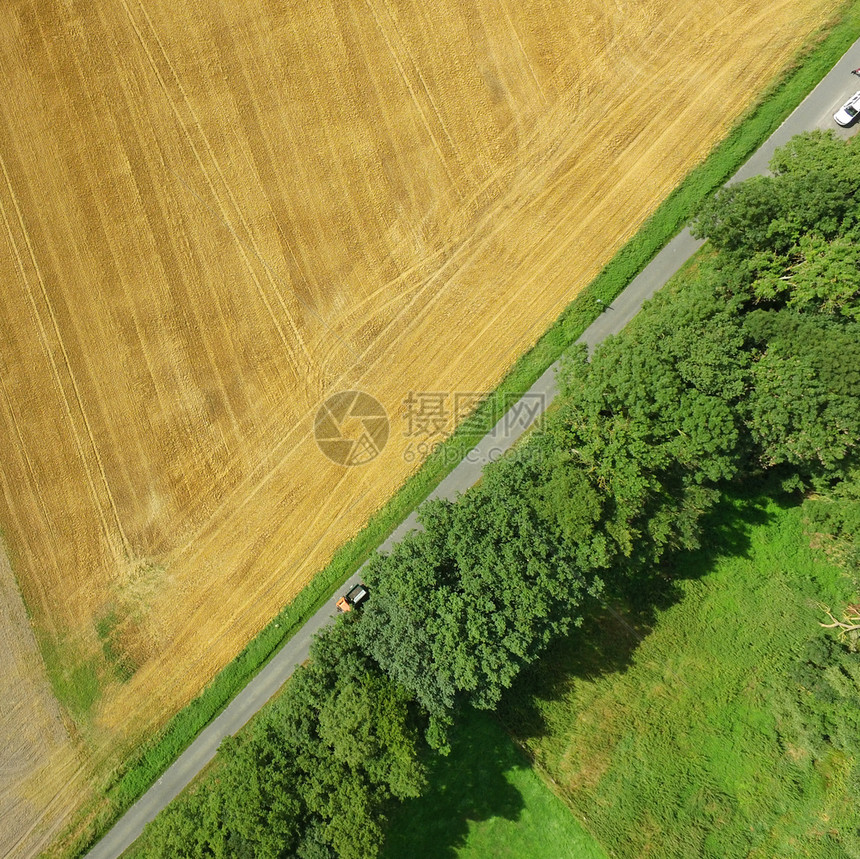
498;491;859;858
381;708;608;859
64;4;860;855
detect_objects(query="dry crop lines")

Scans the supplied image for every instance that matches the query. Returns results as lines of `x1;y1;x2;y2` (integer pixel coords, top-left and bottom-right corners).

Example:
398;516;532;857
0;0;841;855
119;0;315;375
0;146;130;569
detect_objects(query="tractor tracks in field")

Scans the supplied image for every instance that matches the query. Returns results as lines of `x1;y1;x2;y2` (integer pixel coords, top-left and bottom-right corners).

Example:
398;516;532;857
84;29;860;859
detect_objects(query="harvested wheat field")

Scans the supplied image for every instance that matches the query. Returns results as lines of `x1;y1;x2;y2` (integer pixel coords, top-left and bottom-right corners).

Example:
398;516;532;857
0;0;841;853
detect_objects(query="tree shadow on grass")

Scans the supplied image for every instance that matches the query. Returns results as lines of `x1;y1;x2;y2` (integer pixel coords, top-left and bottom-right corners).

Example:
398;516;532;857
382;482;796;857
619;480;784;620
381;708;526;859
499;481;785;744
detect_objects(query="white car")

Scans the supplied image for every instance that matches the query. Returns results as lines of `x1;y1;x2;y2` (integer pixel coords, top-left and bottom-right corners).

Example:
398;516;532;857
834;90;860;126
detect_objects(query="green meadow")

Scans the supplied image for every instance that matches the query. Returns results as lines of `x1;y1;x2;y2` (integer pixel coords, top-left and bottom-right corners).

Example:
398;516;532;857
384;490;859;858
499;492;859;858
382;707;607;859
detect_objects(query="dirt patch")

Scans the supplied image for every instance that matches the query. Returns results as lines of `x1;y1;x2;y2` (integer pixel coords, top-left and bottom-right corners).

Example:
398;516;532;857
0;540;83;858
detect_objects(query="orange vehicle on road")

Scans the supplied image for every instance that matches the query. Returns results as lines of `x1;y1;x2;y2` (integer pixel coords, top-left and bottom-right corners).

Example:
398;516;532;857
336;584;369;613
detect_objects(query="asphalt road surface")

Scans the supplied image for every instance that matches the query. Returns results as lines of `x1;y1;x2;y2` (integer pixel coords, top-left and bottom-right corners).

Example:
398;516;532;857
87;38;860;859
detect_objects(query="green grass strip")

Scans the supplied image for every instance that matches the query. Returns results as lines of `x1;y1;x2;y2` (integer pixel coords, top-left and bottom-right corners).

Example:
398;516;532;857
68;4;860;856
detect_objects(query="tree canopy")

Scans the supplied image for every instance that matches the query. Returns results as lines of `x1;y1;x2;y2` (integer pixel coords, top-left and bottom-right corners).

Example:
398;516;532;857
140;622;426;859
692;130;860;320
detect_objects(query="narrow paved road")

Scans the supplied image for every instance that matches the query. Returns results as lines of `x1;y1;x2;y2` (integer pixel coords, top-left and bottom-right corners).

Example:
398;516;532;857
87;38;860;859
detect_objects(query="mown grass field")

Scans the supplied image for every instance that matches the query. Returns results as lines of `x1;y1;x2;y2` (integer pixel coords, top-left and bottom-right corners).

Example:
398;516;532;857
496;491;858;858
0;0;850;855
382;708;607;859
0;538;79;859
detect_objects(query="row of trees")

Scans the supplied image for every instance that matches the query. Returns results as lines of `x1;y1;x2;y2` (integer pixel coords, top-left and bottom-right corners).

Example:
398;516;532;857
140;622;428;859
139;131;860;857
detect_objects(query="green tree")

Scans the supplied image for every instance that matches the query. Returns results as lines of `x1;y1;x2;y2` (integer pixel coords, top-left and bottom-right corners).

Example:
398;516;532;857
140;780;229;858
551;275;751;570
691;173;783;258
743;310;860;485
359;452;602;715
803;470;860;573
692;131;860;320
751;232;860;320
265;622;426;859
140;622;426;859
693;131;860;262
